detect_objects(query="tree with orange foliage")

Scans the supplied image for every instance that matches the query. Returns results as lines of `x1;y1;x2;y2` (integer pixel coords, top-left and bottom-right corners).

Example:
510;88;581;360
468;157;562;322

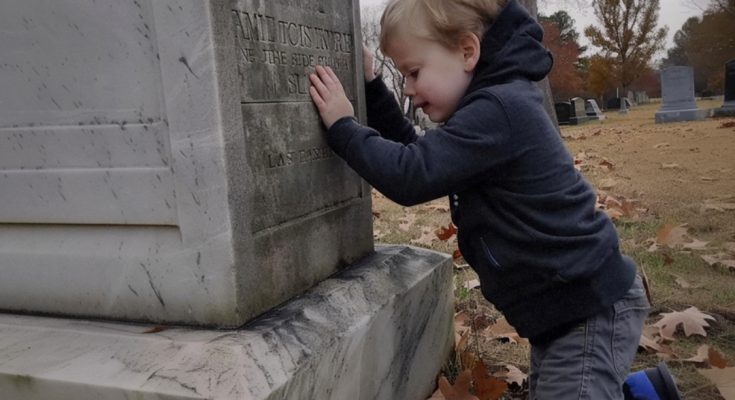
540;21;584;101
586;55;616;102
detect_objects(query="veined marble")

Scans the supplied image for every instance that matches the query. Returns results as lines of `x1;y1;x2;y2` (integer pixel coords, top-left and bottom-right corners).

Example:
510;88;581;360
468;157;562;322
0;246;453;400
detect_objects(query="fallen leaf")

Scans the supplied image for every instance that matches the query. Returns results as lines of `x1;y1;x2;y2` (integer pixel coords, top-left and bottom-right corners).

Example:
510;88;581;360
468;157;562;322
684;345;728;368
599;159;615;169
372;211;381;218
606;208;624;220
453;249;463;261
464;279;480;291
653;306;716;340
484;317;529;345
426;203;450;213
711;348;729;369
429;388;446;399
673;274;691;289
701;254;735;272
638;330;662;353
436;223;457;241
655;224;707;250
472;360;508;400
399;213;417;231
142;326;169;334
653;142;671;149
436;371;479;400
700;176;718;182
683;238;709;251
703;199;735;212
454;312;471;348
661;163;681;169
599;178;617;190
656;224;689;247
497;364;527;387
698;367;735;399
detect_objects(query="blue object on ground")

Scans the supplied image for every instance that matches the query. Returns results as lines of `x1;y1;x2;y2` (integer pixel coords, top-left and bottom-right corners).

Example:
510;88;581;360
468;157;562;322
623;362;682;400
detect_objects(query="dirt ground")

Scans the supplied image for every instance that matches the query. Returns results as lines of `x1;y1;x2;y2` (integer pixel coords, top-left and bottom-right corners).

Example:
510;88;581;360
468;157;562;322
371;99;735;399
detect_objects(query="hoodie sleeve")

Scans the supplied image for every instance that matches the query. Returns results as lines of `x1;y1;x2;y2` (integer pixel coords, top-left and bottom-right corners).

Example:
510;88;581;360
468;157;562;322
364;77;419;145
327;91;515;206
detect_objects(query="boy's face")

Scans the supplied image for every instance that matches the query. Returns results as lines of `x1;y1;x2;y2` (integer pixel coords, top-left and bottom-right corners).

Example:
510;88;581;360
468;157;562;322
387;34;474;123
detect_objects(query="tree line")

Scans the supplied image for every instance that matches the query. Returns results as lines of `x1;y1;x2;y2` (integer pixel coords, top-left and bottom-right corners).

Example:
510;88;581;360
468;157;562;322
541;0;734;104
361;0;734;115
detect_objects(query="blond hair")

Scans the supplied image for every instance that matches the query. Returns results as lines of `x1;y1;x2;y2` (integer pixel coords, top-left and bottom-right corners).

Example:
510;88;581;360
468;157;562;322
379;0;506;53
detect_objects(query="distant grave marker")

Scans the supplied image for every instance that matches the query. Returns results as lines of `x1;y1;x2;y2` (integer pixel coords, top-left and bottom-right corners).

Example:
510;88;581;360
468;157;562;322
655;66;710;123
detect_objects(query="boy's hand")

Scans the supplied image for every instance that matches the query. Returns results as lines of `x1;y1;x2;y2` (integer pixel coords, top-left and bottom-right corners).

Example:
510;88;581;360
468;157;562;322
309;65;354;129
363;45;376;82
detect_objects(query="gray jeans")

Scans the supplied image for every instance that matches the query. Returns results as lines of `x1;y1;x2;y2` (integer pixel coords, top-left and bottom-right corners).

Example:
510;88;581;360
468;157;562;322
529;276;650;400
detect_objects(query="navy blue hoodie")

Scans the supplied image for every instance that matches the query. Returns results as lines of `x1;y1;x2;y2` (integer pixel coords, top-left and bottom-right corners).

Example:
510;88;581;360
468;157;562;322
326;0;636;343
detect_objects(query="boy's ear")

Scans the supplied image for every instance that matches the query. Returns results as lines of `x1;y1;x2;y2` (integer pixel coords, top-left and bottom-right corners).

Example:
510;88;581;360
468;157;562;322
459;33;481;72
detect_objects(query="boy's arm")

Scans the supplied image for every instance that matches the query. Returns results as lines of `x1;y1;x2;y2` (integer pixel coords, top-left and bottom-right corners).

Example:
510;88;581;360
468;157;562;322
364;77;419;145
327;93;514;206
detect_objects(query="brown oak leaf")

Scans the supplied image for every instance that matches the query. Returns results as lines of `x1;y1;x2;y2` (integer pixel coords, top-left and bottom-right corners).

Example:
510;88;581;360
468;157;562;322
435;371;479;400
472;361;508;400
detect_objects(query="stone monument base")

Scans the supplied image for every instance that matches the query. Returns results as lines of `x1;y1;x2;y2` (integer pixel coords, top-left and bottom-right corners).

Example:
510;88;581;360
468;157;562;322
0;246;453;400
655;108;711;124
713;105;735;117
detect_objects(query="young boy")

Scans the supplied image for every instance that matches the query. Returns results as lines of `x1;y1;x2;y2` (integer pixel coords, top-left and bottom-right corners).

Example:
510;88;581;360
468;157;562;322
309;0;650;398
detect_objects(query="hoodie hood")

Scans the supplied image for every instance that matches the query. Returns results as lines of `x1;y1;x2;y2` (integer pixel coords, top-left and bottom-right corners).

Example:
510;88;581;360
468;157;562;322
465;0;553;95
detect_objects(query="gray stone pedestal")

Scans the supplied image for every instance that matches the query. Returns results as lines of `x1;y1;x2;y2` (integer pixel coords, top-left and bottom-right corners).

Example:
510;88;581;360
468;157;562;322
0;246;453;400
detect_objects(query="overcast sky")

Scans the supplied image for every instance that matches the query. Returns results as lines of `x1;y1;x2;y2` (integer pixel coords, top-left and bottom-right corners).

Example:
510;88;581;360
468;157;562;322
358;0;711;60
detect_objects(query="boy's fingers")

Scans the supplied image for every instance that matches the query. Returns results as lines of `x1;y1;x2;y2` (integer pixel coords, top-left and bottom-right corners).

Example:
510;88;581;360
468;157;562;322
316;65;335;86
325;67;342;89
309;73;330;98
309;86;325;108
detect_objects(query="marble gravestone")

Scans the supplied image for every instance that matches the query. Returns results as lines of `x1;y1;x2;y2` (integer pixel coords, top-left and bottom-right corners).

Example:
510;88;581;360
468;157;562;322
585;99;605;121
0;1;454;399
655;66;711;123
0;0;374;327
713;59;735;117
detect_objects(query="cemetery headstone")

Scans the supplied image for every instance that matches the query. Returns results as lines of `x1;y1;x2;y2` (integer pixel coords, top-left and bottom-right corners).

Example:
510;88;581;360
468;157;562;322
655;66;711;123
714;59;735;117
0;1;454;398
555;102;572;125
570;97;590;124
0;0;376;328
627;91;636;105
606;97;632;110
585;99;606;120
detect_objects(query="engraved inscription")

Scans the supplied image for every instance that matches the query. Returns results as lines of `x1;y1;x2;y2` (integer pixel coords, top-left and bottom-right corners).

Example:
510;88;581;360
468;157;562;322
232;2;356;102
266;146;335;169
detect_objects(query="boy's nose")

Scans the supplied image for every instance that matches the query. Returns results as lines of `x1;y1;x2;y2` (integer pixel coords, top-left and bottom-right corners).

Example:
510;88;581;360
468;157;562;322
404;80;416;96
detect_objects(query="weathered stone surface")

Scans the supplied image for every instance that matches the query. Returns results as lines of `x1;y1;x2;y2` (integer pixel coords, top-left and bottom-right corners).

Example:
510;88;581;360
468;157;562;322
0;0;372;326
0;246;454;400
655;66;711;124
